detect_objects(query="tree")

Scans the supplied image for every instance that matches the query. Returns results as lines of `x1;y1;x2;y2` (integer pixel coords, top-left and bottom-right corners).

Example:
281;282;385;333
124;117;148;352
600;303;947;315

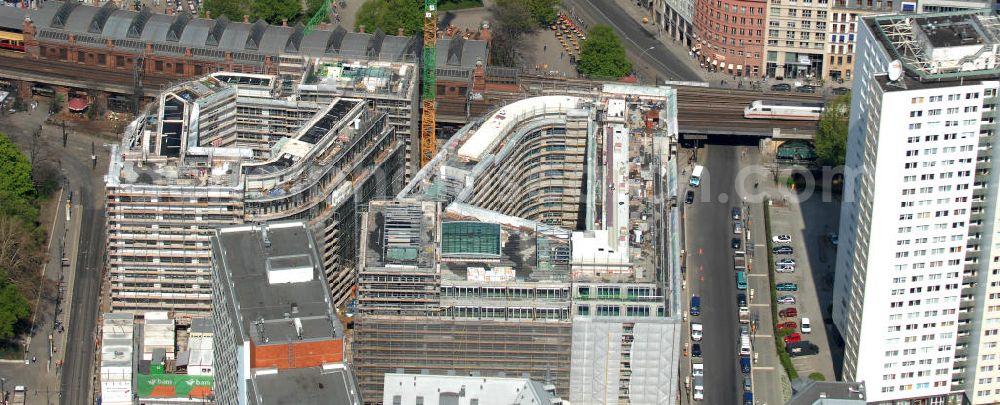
0;133;35;205
251;0;302;24
815;93;850;167
49;94;63;115
0;282;29;340
577;25;632;79
354;0;422;36
522;0;559;25
202;0;248;21
490;0;535;67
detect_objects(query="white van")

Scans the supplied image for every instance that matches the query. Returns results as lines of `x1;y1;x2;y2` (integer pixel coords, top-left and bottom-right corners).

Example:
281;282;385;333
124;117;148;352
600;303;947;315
801;317;812;333
690;165;704;187
739;335;752;356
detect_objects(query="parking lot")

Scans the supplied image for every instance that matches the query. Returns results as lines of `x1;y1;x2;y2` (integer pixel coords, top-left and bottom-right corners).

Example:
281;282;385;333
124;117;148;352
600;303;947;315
765;183;842;382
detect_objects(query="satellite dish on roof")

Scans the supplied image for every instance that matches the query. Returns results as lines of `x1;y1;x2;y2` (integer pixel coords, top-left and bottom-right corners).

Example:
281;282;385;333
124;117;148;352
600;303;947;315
888;59;903;81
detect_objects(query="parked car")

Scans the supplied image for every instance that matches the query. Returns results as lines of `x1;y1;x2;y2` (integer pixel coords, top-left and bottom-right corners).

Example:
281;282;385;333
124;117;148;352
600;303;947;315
796;85;817;93
832;87;850;95
692;343;702;357
827;232;839;245
737;293;747;308
786;341;820;357
772;234;792;243
743;391;754;405
690;295;701;316
743;375;752;392
776;265;796;273
801;317;812;333
732;238;742;249
777;321;798;331
776;282;799;292
691;322;703;341
784;333;802;343
732;207;742;220
778;295;796;304
740;356;752;373
777;258;796;266
779;307;798;318
685;190;695;204
733;221;743;235
770;83;792;92
773;246;794;255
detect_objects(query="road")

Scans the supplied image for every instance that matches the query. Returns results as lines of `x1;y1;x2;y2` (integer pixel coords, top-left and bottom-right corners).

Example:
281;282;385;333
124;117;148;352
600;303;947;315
563;0;702;82
58;139;106;405
684;144;743;404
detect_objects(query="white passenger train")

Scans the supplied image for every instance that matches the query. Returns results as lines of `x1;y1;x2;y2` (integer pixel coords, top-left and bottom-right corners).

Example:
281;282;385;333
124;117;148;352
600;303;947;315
744;100;824;121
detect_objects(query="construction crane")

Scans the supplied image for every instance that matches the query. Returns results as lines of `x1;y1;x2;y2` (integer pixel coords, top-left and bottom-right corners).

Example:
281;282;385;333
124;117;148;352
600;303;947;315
304;0;333;35
420;0;438;166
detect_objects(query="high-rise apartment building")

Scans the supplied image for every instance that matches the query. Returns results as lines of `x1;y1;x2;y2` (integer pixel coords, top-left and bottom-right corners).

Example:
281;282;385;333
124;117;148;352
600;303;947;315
823;1;896;82
106;74;405;316
833;10;1000;404
210;221;360;405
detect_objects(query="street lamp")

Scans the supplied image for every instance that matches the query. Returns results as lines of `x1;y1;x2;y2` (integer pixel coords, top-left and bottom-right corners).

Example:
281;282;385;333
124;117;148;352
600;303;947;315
637;46;656;84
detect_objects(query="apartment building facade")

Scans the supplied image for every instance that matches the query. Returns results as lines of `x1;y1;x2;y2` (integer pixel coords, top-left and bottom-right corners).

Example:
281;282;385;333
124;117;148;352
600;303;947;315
106;75;405;316
832;10;1000;404
762;0;831;78
692;0;768;76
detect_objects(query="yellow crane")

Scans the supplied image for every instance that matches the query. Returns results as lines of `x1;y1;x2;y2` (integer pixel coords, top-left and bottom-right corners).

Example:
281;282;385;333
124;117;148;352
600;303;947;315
420;0;438;166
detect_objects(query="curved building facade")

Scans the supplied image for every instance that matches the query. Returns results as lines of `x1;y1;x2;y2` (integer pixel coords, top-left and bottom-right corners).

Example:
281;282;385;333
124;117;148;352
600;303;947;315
693;0;767;77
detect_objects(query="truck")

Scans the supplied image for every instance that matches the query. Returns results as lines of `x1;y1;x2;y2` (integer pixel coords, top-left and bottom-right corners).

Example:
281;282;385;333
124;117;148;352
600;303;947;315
733;250;746;272
690;165;704;187
11;385;26;405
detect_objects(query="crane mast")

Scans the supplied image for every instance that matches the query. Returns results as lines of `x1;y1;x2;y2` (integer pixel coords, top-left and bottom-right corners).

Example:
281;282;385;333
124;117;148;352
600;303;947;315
420;0;438;166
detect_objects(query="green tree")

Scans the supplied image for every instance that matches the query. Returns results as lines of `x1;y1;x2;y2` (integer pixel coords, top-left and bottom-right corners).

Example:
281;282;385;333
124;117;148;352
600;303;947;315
0;133;35;205
522;0;559;25
815;93;850;167
490;0;534;67
354;0;422;36
577;25;633;79
251;0;302;24
0;282;29;340
202;0;248;21
304;0;328;20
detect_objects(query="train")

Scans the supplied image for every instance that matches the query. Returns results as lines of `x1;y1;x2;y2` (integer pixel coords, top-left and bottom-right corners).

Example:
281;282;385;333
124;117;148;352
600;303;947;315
743;100;824;121
0;29;25;53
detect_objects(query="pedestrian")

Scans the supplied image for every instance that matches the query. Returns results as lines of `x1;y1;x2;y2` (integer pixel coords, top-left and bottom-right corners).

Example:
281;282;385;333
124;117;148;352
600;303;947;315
560;51;564;60
543;44;547;52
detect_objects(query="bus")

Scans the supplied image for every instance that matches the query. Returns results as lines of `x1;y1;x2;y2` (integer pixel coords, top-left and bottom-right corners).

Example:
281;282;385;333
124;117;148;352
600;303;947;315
690;165;704;187
736;271;747;290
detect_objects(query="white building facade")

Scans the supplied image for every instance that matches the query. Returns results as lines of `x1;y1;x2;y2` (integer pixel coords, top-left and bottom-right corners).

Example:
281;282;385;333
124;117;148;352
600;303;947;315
832;10;1000;404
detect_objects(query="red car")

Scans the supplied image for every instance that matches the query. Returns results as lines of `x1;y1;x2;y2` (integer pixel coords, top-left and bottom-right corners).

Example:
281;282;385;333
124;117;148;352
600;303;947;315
779;308;798;318
784;333;802;343
777;321;798;331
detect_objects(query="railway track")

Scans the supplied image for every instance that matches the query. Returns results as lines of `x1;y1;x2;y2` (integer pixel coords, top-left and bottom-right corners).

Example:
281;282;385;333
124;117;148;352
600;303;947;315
0;53;170;95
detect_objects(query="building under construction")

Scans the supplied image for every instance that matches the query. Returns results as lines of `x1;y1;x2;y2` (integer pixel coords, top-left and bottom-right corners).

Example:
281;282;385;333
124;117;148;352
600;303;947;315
105;73;406;316
354;84;685;404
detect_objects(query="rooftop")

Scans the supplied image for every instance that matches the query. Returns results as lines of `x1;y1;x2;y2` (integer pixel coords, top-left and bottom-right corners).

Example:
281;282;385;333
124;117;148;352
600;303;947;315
252;364;361;405
869;10;1000;81
301;60;415;97
787;380;867;405
213;222;343;345
382;373;562;405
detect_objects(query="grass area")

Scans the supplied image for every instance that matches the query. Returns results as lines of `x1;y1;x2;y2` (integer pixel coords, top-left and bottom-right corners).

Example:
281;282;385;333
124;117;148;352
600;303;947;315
0;341;23;360
809;372;826;381
764;199;799;381
438;0;484;11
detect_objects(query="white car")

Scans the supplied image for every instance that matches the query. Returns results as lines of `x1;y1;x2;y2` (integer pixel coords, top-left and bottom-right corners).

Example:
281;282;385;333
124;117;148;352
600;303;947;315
692;362;704;377
776;265;796;273
777;258;796;266
801;317;812;333
691;322;703;341
772;234;792;243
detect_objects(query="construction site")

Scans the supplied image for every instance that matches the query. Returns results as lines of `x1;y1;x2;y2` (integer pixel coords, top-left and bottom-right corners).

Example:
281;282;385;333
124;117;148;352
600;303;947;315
105;72;406;317
353;83;685;404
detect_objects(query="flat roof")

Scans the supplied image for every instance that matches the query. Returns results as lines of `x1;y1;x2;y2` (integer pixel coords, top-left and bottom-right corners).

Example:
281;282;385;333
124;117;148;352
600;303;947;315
252;365;360;405
441;221;502;258
787;380;867;405
364;200;438;269
439;220;571;283
382;373;558;405
213;222;343;345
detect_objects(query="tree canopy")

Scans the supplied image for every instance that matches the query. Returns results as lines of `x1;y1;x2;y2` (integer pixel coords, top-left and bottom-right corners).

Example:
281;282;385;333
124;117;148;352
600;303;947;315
0;133;39;342
354;0;423;36
0;132;35;205
521;0;560;25
0;283;29;340
815;93;850;167
202;0;303;25
577;25;633;79
489;0;534;67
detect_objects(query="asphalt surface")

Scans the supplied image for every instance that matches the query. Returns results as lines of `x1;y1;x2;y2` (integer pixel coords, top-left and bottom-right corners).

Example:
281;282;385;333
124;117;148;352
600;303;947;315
563;0;702;82
57;137;107;405
684;145;742;404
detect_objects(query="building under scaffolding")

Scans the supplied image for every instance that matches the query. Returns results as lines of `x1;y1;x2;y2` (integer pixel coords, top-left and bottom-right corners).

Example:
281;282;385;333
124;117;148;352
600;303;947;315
356;84;683;404
105;74;406;317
